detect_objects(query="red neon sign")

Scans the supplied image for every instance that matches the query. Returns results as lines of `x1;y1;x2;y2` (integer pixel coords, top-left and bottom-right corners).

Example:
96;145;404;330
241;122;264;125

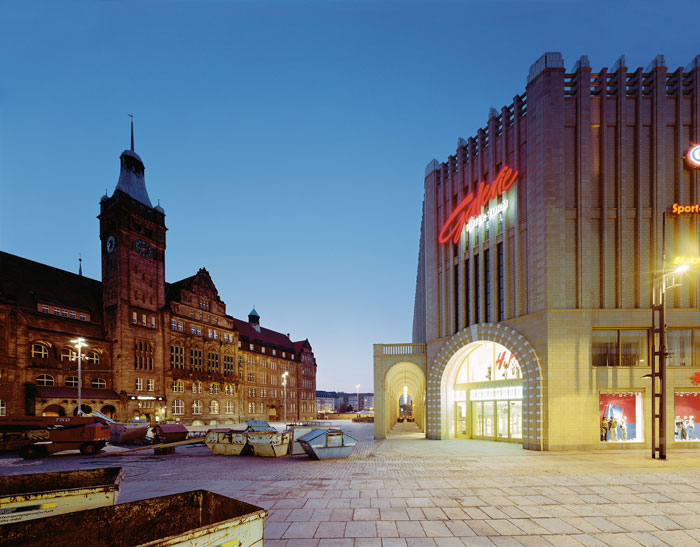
438;166;519;245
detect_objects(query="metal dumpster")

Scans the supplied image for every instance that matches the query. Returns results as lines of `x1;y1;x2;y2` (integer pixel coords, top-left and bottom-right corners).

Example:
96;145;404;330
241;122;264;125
0;489;266;547
153;423;188;444
205;427;250;456
0;467;125;525
287;424;333;455
247;430;291;457
297;429;358;460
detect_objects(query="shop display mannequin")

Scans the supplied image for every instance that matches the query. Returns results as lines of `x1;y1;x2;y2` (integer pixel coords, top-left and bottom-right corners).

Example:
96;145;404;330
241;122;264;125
619;416;627;441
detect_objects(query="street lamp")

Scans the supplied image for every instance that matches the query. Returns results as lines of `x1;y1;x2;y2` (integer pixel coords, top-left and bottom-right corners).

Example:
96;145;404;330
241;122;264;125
355;384;361;413
71;337;87;416
282;371;289;424
651;256;690;460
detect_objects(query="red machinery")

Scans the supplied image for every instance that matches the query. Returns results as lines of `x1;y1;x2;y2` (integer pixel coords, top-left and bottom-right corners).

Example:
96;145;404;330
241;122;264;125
0;416;111;459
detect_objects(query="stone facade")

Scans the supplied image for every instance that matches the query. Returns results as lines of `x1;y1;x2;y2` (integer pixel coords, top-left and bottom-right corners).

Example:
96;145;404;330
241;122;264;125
375;52;700;450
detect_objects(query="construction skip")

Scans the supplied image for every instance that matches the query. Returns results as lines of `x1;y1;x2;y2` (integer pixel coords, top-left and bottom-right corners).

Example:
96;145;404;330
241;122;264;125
0;490;266;547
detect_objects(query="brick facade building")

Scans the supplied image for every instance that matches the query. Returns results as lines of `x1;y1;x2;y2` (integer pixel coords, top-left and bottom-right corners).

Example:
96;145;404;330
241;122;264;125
0;131;317;424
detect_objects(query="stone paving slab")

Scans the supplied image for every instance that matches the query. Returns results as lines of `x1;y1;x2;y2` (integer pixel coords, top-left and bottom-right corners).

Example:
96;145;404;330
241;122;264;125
3;421;700;546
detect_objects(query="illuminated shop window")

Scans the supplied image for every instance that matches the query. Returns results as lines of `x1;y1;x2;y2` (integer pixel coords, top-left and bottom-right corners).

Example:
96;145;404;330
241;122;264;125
599;392;643;443
455;342;521;383
674;392;700;442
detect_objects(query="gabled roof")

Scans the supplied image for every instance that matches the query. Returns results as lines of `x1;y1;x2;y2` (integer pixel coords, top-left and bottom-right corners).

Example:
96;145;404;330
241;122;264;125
165;274;196;304
293;339;311;353
233;318;295;354
165;268;222;306
0;252;103;322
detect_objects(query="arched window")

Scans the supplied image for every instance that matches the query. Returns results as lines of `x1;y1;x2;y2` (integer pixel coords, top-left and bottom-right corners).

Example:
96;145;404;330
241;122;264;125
224;401;234;415
66;376;79;388
0;400;6;416
172;400;184;415
32;343;49;359
91;378;106;389
60;347;76;362
86;351;100;365
36;374;54;386
210;400;219;414
192;400;202;414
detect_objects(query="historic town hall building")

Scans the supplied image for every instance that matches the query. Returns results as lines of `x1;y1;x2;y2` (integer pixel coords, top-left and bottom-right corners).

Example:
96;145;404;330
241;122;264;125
0;130;317;424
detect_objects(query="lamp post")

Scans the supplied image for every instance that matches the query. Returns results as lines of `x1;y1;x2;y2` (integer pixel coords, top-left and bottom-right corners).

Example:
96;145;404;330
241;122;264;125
650;209;691;460
355;384;361;413
71;337;87;416
282;371;289;424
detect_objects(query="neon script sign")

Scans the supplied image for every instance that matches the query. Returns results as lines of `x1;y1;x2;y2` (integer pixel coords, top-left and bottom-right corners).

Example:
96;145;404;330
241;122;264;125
438;166;519;245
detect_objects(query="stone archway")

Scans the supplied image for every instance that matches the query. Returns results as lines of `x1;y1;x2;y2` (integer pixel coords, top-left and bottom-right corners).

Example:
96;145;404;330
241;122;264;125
384;361;426;433
426;323;543;450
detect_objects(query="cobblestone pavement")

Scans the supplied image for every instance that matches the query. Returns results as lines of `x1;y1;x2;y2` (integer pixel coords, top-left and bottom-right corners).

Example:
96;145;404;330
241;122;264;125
3;421;700;546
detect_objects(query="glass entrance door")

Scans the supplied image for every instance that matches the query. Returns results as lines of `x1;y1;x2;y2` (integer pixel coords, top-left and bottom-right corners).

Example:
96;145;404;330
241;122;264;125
468;398;522;442
496;401;509;440
456;402;468;437
483;401;495;438
510;401;522;439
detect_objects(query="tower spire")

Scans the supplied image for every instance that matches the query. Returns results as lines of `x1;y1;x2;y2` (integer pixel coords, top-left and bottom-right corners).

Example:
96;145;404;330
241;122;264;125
129;114;134;151
78;255;83;276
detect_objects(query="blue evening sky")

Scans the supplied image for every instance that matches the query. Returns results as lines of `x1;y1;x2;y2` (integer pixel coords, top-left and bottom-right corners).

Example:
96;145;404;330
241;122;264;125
1;1;698;393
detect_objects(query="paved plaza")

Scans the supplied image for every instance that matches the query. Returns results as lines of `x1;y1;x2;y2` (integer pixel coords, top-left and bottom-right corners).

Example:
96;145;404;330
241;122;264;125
3;422;700;546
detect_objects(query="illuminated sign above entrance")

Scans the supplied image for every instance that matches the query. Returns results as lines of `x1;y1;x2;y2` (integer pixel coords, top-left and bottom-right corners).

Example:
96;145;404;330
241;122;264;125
673;256;700;266
439;166;519;245
672;203;700;214
687;145;700;168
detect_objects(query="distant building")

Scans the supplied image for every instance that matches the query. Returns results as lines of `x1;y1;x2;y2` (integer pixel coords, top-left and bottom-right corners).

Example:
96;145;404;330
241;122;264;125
316;391;373;413
0;128;317;424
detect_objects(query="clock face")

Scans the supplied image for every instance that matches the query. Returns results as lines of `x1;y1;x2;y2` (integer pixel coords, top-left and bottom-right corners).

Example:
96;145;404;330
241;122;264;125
106;235;115;254
134;239;153;258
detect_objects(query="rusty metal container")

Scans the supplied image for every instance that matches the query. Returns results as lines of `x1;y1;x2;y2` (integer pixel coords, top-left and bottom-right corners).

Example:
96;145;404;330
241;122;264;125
205;428;250;456
153;423;188;444
247;430;290;457
0;490;266;547
0;467;124;525
298;429;358;460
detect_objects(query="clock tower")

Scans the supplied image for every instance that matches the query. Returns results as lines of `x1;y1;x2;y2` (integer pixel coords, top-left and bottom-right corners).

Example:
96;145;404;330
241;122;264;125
99;123;167;419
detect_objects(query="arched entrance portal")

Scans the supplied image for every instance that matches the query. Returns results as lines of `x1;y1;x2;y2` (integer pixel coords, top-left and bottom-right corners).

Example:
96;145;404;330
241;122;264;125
384;362;426;433
427;324;543;450
451;341;523;442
